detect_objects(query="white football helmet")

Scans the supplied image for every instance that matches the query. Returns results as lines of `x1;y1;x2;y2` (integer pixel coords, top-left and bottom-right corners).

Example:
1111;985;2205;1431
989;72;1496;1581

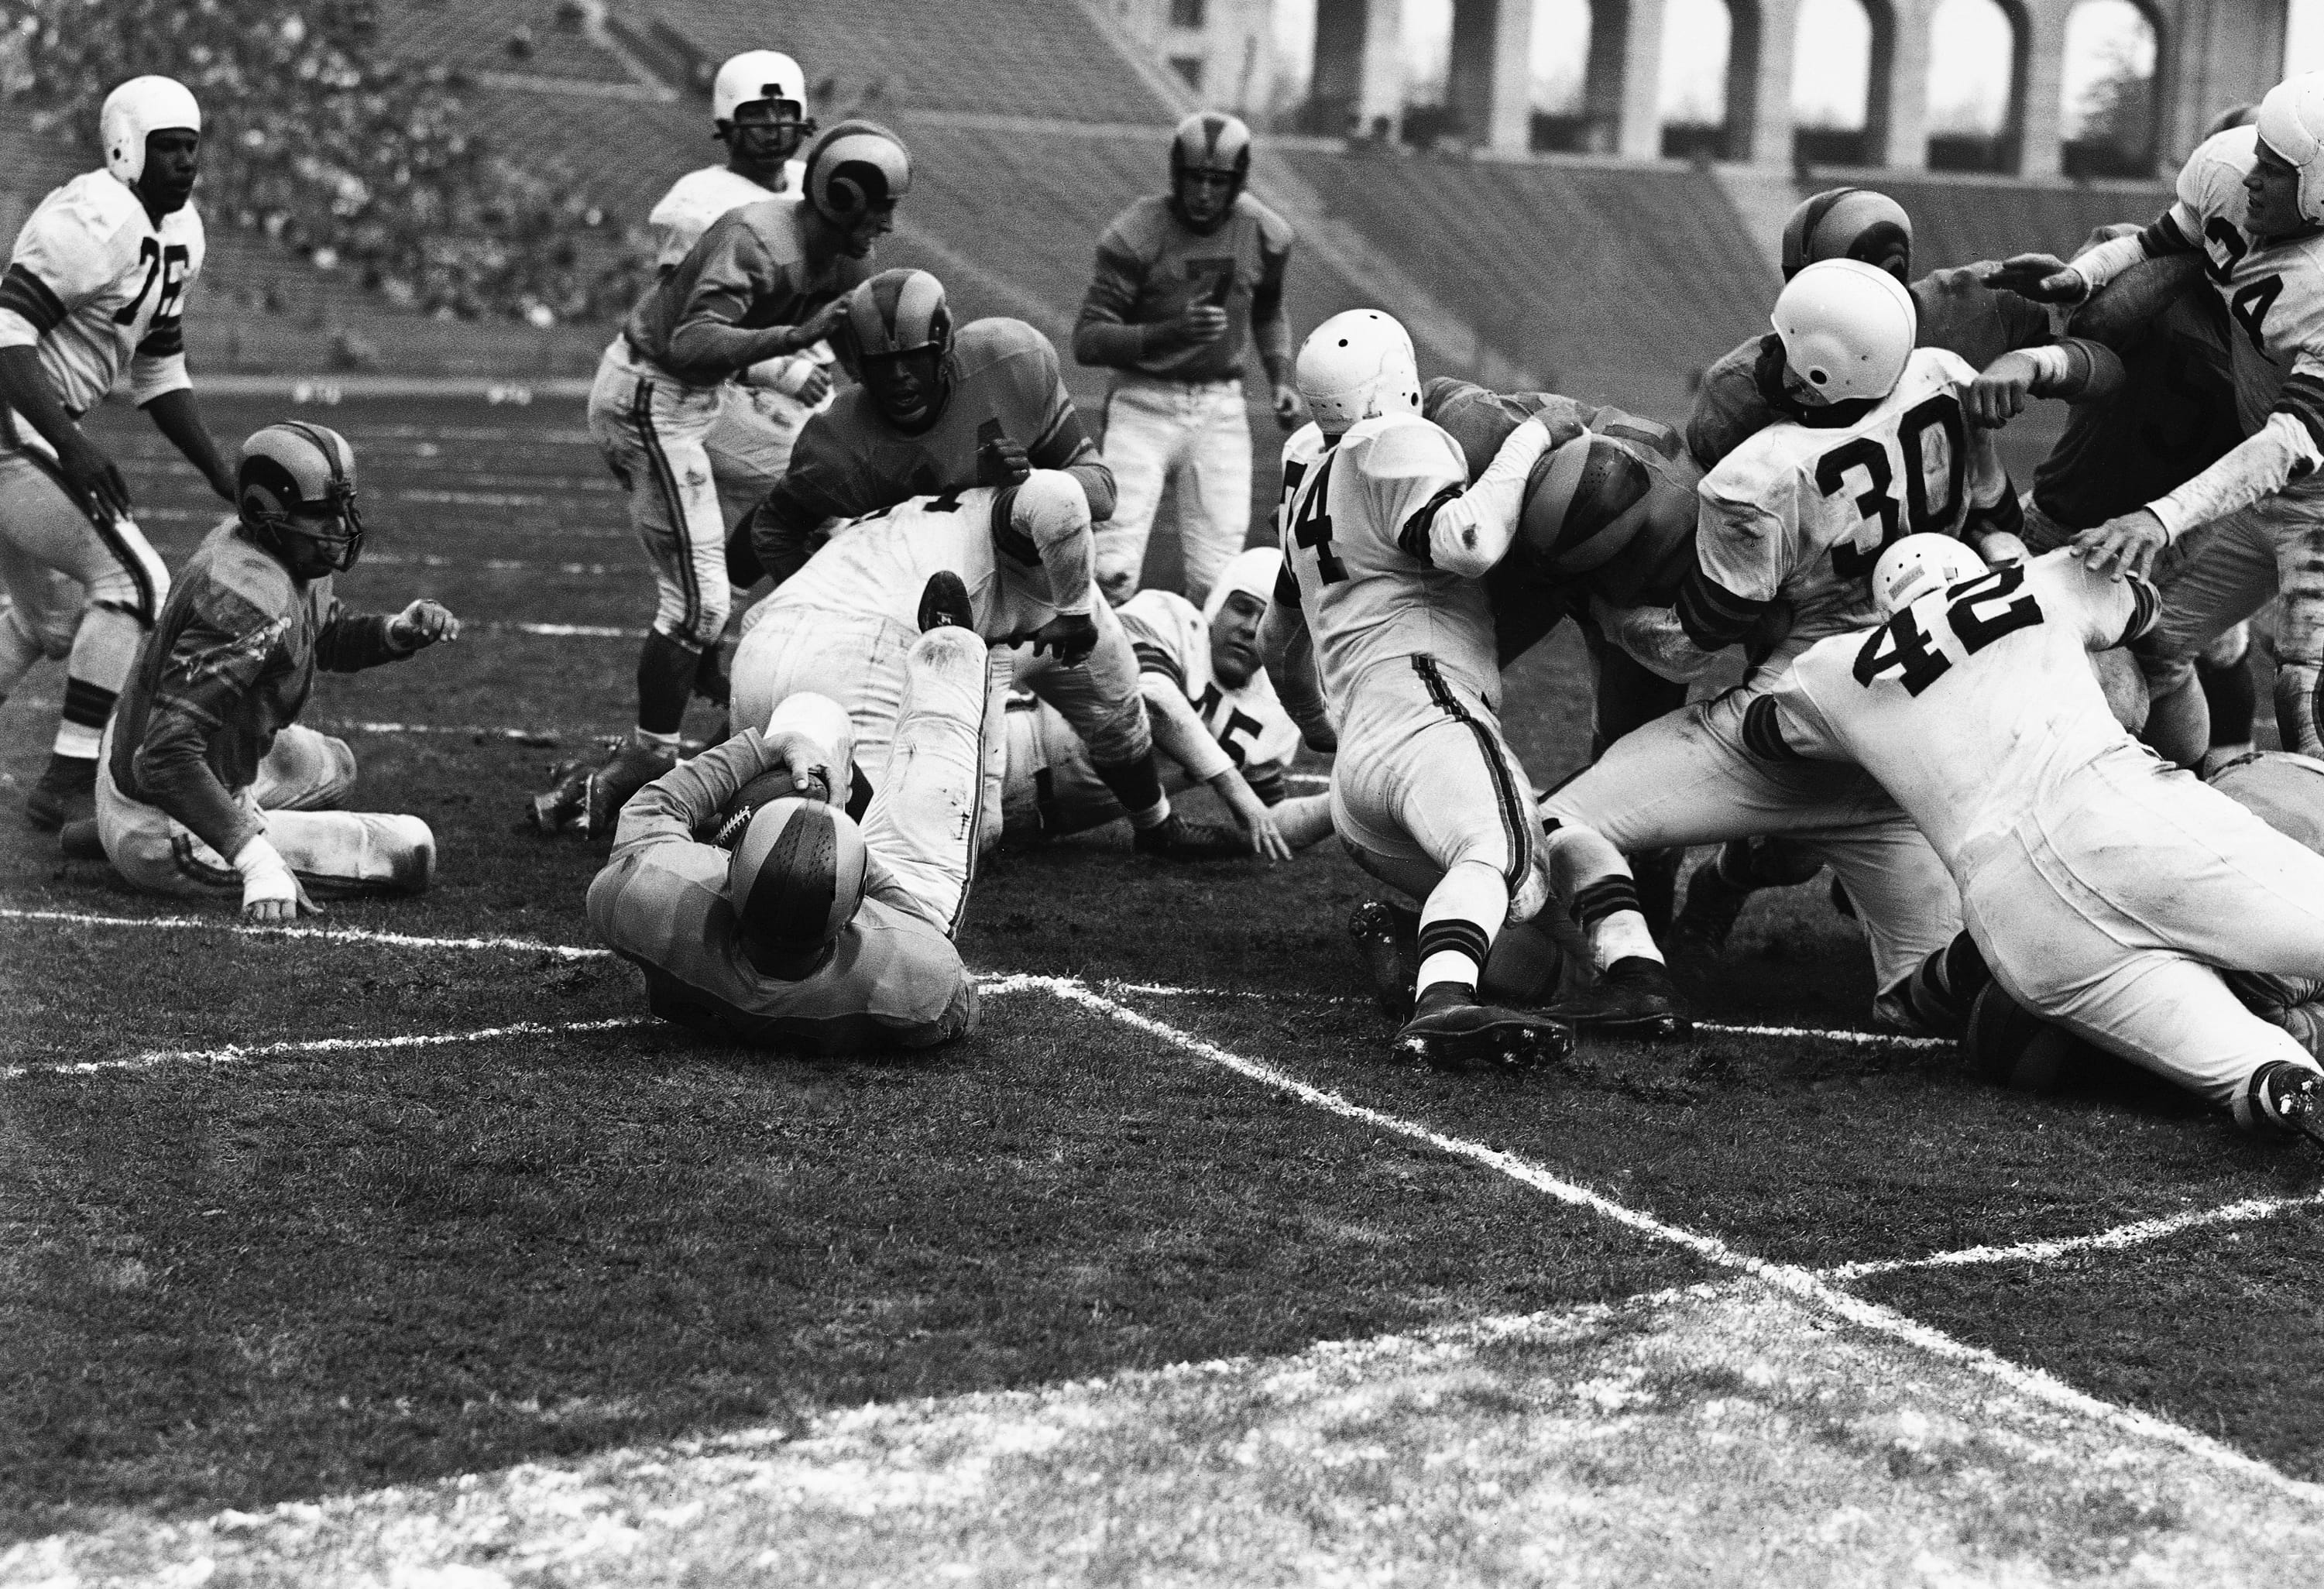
1296;310;1419;437
1872;533;1984;619
2257;72;2324;225
1771;259;1917;404
101;76;200;187
713;50;812;132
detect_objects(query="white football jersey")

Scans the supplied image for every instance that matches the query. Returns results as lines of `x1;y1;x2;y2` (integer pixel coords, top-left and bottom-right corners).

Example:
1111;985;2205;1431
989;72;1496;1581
1279;412;1498;714
763;486;1077;643
1697;345;2007;678
1117;588;1300;776
0;170;203;439
2158;127;2324;433
1766;551;2157;864
648;163;807;270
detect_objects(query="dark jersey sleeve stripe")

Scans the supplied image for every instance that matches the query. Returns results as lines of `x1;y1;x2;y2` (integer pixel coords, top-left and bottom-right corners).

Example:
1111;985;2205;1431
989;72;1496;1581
1739;693;1807;761
136;317;185;359
0;263;69;335
2276;374;2324;454
1674;561;1773;651
1398;485;1462;567
1131;641;1186;690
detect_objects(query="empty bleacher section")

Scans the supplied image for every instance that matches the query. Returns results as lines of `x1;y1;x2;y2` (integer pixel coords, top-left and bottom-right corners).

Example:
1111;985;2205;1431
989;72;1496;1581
1866;176;2173;274
376;0;631;85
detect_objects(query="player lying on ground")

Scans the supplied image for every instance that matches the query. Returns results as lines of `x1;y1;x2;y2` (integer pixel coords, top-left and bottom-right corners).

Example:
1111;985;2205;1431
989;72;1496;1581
1262;310;1682;1069
1753;534;2324;1148
580;121;905;829
1000;546;1332;856
84;424;456;920
1546;261;2027;1030
587;578;987;1054
0;74;239;834
733;469;1249;860
643;48;836;537
1989;73;2324;760
1073;111;1302;606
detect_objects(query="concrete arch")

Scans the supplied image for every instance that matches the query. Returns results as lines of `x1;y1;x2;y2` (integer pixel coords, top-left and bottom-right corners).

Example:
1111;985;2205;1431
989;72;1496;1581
2059;0;2164;176
1792;0;1893;164
1924;0;2027;169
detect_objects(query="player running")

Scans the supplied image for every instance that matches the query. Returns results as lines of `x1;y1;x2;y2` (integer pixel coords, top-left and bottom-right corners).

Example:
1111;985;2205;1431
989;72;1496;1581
579;120;907;831
88;424;458;918
1001;547;1333;855
1989;73;2324;758
589;579;988;1054
1073;112;1302;606
1260;310;1677;1069
1752;534;2324;1146
1545;261;2022;1028
642;49;836;536
0;75;238;832
736;470;1251;860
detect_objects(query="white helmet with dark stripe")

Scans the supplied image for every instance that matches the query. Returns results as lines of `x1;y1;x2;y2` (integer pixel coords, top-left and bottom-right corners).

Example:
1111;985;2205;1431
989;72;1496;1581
729;796;868;955
2258;73;2324;226
712;50;815;136
101;76;200;187
803;119;912;225
239;422;364;575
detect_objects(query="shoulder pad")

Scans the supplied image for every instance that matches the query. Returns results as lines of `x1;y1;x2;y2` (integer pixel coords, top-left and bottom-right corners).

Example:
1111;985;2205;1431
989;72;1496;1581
1910;343;1979;387
956;317;1051;362
199;527;297;623
1238;194;1294;248
1347;413;1468;486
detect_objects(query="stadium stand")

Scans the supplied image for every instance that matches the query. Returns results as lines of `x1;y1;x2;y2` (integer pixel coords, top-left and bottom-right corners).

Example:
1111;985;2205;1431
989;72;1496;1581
374;0;631;84
1866;174;2174;276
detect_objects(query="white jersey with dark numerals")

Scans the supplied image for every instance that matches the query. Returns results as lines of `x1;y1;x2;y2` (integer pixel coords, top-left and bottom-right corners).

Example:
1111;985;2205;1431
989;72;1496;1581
1766;551;2158;862
647;162;808;272
1278;411;1498;716
2154;126;2324;433
1116;587;1299;776
1696;345;2007;678
0;169;203;445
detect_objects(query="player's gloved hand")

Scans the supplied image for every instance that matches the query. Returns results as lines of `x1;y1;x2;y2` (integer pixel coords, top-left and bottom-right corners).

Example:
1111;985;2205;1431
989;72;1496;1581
390;599;462;650
978;433;1032;489
1272;382;1306;432
232;832;318;925
57;431;133;523
1965;350;2041;428
2074;508;2168;582
1210;770;1292;862
1161;302;1229;349
1027;611;1098;667
1981;253;2089;305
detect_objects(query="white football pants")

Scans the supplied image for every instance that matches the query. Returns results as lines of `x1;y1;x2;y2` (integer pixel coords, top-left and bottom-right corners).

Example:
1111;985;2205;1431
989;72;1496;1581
1093;373;1252;608
705;380;818;533
95;722;434;900
586;338;728;650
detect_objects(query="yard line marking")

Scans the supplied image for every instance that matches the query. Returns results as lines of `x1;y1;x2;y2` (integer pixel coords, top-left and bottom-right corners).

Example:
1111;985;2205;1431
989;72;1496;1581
3;1018;657;1082
1038;974;2324;1505
0;908;613;959
1699;1020;1950;1051
326;719;573;745
1825;1189;2324;1281
498;620;644;639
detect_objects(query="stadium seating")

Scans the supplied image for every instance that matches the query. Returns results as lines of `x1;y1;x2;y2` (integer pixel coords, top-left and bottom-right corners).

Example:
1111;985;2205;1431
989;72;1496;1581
1870;175;2172;273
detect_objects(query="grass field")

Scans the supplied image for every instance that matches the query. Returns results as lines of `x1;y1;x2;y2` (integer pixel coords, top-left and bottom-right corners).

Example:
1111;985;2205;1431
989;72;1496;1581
5;393;2323;1586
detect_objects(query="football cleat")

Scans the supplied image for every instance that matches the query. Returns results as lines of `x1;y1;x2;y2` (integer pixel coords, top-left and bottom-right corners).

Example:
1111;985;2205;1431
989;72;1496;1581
1348;900;1418;1022
25;753;96;831
1670;845;1755;953
583;742;678;842
524;757;594;834
1131;811;1249;862
1394;983;1574;1074
1543;956;1691;1038
58;816;103;860
918;569;974;633
2254;1062;2324;1151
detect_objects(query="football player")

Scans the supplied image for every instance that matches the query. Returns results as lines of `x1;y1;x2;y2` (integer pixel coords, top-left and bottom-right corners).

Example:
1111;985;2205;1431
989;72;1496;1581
746;268;1115;585
734;469;1247;860
588;580;987;1054
1073;112;1301;606
1259;309;1678;1070
581;121;905;826
1989;73;2324;758
1752;534;2324;1147
1543;261;2021;1028
0;75;237;832
1686;187;2113;472
1001;546;1333;855
89;424;456;918
643;50;836;535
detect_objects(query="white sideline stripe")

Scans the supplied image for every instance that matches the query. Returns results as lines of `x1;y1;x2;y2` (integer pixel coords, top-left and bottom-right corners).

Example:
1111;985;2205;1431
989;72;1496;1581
499;621;643;639
0;908;612;960
1032;974;2324;1505
2;1019;657;1082
1701;1020;1951;1051
1826;1190;2324;1280
326;719;572;744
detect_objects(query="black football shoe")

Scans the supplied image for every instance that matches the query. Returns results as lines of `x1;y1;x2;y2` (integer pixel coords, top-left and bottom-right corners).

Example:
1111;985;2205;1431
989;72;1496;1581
525;757;594;834
918;569;975;633
2254;1062;2324;1152
583;741;678;842
59;816;104;861
1543;956;1691;1038
25;753;96;831
1394;982;1575;1074
1131;812;1249;861
1348;900;1418;1022
1669;843;1754;954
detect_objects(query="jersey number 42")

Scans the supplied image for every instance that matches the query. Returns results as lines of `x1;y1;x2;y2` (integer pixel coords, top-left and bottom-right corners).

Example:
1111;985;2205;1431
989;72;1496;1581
1852;564;2043;696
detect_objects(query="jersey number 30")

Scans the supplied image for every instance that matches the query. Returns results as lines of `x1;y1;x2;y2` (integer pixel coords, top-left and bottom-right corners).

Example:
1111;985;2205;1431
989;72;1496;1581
1852;563;2042;696
1817;394;1966;581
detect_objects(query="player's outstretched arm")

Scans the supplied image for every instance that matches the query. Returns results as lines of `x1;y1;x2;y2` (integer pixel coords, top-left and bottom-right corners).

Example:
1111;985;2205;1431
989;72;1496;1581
1256;578;1332;753
139;389;236;502
1964;340;2125;428
0;345;131;520
611;729;774;856
2096;380;2324;578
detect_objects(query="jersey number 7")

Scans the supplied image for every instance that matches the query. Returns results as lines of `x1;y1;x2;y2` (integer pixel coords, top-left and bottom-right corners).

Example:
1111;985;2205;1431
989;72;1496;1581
1290;452;1347;583
1852;563;2043;696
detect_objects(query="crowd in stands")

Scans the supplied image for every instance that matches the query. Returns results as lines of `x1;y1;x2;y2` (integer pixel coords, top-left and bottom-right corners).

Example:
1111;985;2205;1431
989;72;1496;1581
0;0;654;325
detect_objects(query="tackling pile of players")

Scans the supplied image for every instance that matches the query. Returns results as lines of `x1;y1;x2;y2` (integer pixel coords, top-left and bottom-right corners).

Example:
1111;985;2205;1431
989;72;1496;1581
14;57;2324;1144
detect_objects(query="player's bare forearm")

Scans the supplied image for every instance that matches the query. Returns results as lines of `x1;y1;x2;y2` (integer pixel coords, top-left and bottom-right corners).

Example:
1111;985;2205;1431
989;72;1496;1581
2069;252;2208;348
0;345;80;454
140;387;236;499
